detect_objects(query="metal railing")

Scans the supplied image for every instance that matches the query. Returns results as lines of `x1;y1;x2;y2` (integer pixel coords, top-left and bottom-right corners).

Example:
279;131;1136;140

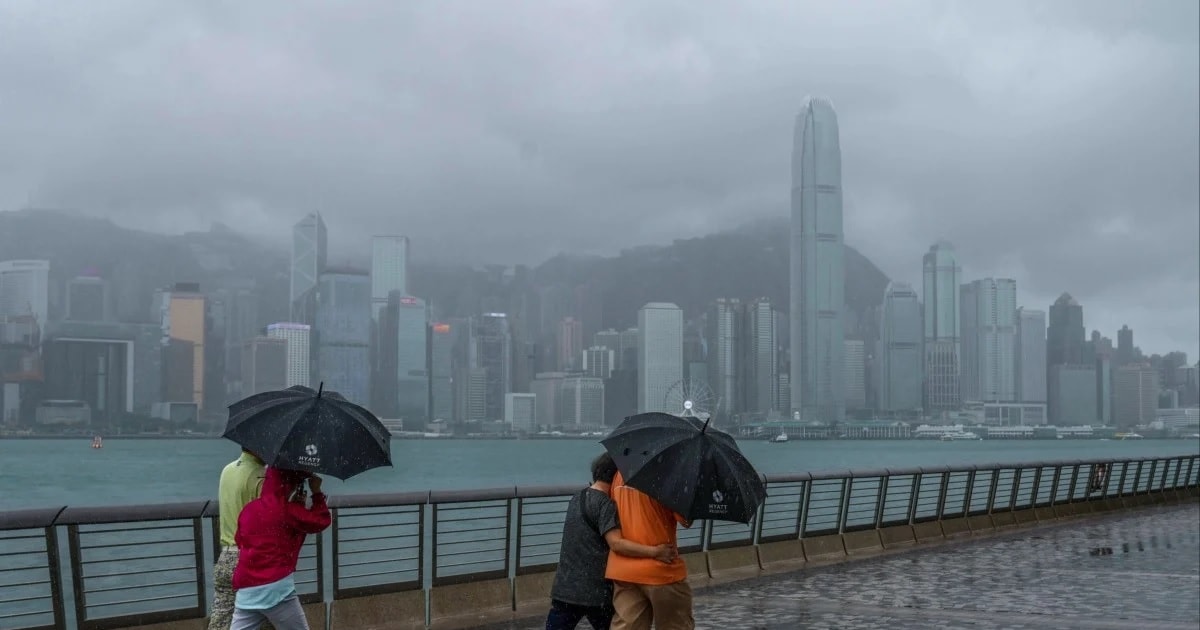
1;455;1196;630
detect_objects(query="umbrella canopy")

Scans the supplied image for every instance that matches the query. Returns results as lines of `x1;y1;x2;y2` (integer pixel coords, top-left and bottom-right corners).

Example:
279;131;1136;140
601;412;766;524
223;384;392;480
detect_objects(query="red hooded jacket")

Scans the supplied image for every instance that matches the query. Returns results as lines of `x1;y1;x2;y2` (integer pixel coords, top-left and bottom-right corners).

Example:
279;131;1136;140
232;467;331;589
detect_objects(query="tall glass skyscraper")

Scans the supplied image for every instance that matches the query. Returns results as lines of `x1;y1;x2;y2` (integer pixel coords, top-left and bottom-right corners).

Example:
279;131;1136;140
1015;308;1047;404
290;213;327;323
922;241;961;411
370;236;410;321
877;282;923;412
638;303;683;414
960;278;1017;402
790;96;845;423
315;268;370;405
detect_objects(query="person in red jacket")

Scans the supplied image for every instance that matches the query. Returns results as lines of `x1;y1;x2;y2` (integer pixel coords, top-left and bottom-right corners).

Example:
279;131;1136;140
230;467;331;630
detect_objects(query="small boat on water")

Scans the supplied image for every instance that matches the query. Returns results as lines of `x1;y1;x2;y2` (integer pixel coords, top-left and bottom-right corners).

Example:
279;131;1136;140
939;430;981;441
1115;432;1144;440
768;431;789;443
91;435;103;449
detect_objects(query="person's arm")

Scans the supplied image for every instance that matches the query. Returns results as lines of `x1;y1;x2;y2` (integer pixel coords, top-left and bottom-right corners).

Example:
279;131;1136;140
604;529;677;564
285;476;332;534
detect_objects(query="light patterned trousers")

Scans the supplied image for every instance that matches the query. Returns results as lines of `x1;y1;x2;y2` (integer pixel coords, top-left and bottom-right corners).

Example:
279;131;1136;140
209;547;274;630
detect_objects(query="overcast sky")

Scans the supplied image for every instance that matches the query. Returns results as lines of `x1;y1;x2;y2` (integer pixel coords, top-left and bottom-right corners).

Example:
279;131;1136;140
1;1;1197;358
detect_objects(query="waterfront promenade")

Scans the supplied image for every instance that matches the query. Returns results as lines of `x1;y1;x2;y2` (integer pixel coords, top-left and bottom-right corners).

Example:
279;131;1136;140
490;503;1200;629
1;455;1196;630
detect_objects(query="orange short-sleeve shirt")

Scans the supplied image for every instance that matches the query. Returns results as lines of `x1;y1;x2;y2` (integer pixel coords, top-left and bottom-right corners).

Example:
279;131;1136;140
604;471;689;585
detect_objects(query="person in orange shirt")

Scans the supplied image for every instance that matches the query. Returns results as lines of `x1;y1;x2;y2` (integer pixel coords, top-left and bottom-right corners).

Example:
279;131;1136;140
604;470;694;630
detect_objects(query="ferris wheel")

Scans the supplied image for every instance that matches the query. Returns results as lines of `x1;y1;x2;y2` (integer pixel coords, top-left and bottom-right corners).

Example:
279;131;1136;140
663;379;717;421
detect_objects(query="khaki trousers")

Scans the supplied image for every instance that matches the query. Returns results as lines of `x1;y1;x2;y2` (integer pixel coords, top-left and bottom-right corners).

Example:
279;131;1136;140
610;579;694;630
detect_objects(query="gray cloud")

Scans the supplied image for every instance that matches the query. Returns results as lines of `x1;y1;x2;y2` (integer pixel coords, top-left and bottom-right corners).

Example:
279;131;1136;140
0;0;1196;357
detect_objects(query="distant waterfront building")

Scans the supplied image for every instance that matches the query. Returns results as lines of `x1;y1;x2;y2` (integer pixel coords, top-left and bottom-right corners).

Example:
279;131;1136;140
960;278;1017;402
66;275;109;322
504;392;537;433
1047;293;1085;367
315;268;371;405
582;346;615;380
922;242;961;411
638;303;683;414
290;213;327;324
266;323;311;388
391;294;429;425
531;372;566;429
1113;364;1159;428
474;313;512;422
707;298;740;418
154;283;206;407
1049;364;1097;426
428;322;454;421
790;96;846;424
741;298;778;414
557;317;583;372
0;260;50;328
370;236;410;320
41;320;162;418
1015;308;1047;404
241;336;288;396
877;282;923;412
560;376;605;429
1116;325;1134;366
844;339;866;410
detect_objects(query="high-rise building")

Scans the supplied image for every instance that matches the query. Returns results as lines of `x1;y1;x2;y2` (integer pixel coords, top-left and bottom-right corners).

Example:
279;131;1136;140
594;330;620;354
790;96;845;423
290;213;327;323
922;242;961;411
1116;325;1134;366
315;269;370;405
960;279;1017;402
66;275;109;322
559;376;605;429
474;313;512;422
1113;364;1158;428
1015;308;1047;404
582;346;615;380
154;284;206;407
504;392;537;432
370;236;410;320
557;317;583;371
241;337;288;396
1047;293;1085;367
266;323;311;388
1048;364;1098;426
619;328;639;372
877;282;923;412
0;260;50;327
637;303;683;413
741;298;778;414
428;322;454;421
531;372;566;429
391;295;428;425
707;298;740;417
844;339;866;410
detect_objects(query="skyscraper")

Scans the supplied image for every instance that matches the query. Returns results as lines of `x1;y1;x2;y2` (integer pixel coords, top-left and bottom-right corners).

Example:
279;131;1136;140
370;236;410;319
843;339;866;410
241;337;288;396
1113;364;1158;428
741;298;778;414
290;213;327;323
155;284;206;407
1116;325;1134;366
1015;308;1047;404
707;298;740;418
922;242;961;411
428;322;454;421
0;260;50;327
960;278;1017;402
474;313;512;422
877;282;923;412
315;268;370;405
557;317;583;371
637;303;683;414
66;275;109;322
1046;293;1087;424
392;294;428;425
790;96;845;423
1047;293;1085;367
266;323;311;388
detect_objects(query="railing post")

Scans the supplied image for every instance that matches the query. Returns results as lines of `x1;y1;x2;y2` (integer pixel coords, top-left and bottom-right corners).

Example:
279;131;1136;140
1157;459;1169;492
513;497;525;574
934;472;950;519
872;474;890;527
191;516;207;616
1172;457;1184;489
836;477;852;534
1048;465;1062;505
1007;468;1021;511
1067;464;1081;503
1116;461;1130;498
751;480;767;545
797;480;812;538
66;524;87;629
985;469;1000;513
1030;467;1043;507
961;469;976;515
45;524;66;630
906;473;922;525
1187;457;1197;488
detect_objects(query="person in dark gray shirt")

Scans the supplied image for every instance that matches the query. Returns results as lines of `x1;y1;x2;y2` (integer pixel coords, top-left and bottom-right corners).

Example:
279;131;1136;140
547;453;677;630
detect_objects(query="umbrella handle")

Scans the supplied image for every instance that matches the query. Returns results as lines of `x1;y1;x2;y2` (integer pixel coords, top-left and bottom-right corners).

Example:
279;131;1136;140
317;382;324;398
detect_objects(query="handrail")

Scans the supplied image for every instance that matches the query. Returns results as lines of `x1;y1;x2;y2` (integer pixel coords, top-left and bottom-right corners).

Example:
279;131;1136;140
0;454;1195;630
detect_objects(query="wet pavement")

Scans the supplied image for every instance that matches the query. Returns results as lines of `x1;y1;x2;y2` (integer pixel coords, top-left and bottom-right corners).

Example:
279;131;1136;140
499;503;1200;629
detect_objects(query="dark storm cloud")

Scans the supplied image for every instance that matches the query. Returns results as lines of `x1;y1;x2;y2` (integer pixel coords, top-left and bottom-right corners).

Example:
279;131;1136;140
0;0;1196;355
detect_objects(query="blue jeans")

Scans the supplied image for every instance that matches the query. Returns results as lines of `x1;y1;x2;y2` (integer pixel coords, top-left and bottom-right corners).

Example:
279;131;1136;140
546;598;613;630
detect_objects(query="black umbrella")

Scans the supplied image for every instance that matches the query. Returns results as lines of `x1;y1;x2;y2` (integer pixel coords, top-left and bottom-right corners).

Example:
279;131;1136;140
601;412;766;524
223;384;392;480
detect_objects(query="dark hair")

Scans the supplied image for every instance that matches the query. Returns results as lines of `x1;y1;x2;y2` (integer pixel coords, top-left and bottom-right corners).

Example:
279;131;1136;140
591;452;618;483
